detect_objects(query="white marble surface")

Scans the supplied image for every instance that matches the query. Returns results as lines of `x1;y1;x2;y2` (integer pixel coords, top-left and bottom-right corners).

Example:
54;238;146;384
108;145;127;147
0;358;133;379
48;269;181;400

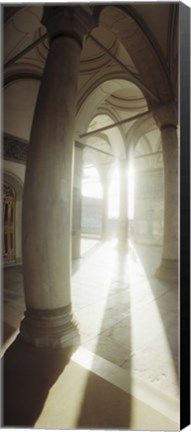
72;239;179;400
3;238;179;401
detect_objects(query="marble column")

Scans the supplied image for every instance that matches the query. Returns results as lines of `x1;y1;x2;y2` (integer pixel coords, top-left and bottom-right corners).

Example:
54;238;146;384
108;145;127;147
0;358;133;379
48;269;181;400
154;105;178;281
20;7;93;348
118;159;128;248
72;143;83;260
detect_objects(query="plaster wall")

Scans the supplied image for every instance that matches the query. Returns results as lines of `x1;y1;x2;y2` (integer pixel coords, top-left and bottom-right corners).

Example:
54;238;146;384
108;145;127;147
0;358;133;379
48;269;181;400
82;197;103;236
4;80;40;141
3;160;26;184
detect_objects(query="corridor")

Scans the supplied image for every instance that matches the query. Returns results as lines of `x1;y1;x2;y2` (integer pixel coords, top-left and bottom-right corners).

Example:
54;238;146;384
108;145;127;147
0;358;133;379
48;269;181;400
2;238;179;429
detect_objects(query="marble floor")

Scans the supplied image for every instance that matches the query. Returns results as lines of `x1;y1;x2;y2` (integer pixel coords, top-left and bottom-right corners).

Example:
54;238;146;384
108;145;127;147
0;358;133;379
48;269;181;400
74;238;179;399
2;238;179;428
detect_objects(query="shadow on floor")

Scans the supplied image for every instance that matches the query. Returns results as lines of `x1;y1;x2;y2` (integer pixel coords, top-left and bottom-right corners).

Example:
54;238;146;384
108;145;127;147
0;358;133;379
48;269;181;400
2;240;178;428
76;246;132;428
77;372;132;429
135;243;179;378
150;279;178;378
2;336;73;427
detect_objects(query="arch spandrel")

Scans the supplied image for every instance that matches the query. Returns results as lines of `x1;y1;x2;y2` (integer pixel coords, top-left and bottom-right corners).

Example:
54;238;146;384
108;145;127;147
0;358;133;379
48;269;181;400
76;78;147;137
96;5;173;104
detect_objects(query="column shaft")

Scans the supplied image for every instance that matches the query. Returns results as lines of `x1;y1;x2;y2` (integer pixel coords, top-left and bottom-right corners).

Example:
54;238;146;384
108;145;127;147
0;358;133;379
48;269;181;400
20;35;82;347
118;159;128;247
156;125;178;281
72;145;83;259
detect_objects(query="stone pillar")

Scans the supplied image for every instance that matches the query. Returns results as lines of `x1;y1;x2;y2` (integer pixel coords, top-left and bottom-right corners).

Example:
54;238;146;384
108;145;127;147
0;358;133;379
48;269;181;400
118;159;128;248
72;143;83;260
154;104;178;281
20;6;94;348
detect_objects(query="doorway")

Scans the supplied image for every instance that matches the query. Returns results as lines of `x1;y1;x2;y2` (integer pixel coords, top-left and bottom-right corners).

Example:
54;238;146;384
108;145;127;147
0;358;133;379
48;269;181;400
3;182;16;262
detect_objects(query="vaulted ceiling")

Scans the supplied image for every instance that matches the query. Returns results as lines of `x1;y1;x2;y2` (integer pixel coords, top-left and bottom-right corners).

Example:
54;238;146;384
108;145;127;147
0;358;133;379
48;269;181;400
3;4;178;175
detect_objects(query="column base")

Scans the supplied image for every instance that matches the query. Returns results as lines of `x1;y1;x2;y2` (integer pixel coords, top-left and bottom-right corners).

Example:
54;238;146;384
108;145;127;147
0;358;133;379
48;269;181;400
19;305;80;349
155;258;178;283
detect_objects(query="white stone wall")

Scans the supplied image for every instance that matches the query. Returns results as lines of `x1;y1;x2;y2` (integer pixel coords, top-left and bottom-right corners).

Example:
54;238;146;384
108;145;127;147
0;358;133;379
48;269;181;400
134;169;164;245
81;196;103;236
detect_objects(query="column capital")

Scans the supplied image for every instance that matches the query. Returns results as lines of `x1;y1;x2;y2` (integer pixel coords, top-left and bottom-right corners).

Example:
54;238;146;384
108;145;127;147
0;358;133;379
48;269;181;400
153;102;178;130
42;6;97;47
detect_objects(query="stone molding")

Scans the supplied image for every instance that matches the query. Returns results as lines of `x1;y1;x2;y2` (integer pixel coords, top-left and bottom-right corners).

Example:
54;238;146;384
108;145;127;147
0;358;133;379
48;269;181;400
160;123;177;131
153;102;178;130
4;135;86;164
4;134;28;164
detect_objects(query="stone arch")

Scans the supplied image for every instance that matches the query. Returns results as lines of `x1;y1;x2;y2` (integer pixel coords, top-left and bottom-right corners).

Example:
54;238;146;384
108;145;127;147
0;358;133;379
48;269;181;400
125;113;157;157
76;78;146;137
80;107;127;212
4;171;24;201
94;105;128;150
125;115;164;247
3;181;16;262
95;5;173;105
77;67;148;118
3;171;24;264
4;71;42;88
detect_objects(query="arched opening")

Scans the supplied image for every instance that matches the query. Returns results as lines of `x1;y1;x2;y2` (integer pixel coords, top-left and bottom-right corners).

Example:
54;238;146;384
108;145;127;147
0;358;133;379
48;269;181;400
75;72;148;249
3;182;16;262
133;129;164;245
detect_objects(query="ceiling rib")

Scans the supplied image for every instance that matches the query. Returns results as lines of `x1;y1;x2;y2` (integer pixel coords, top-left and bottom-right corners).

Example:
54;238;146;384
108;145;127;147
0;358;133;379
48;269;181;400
89;33;160;103
135;150;162;159
4;32;47;69
76;140;121;159
79;109;151;138
79;100;173;138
